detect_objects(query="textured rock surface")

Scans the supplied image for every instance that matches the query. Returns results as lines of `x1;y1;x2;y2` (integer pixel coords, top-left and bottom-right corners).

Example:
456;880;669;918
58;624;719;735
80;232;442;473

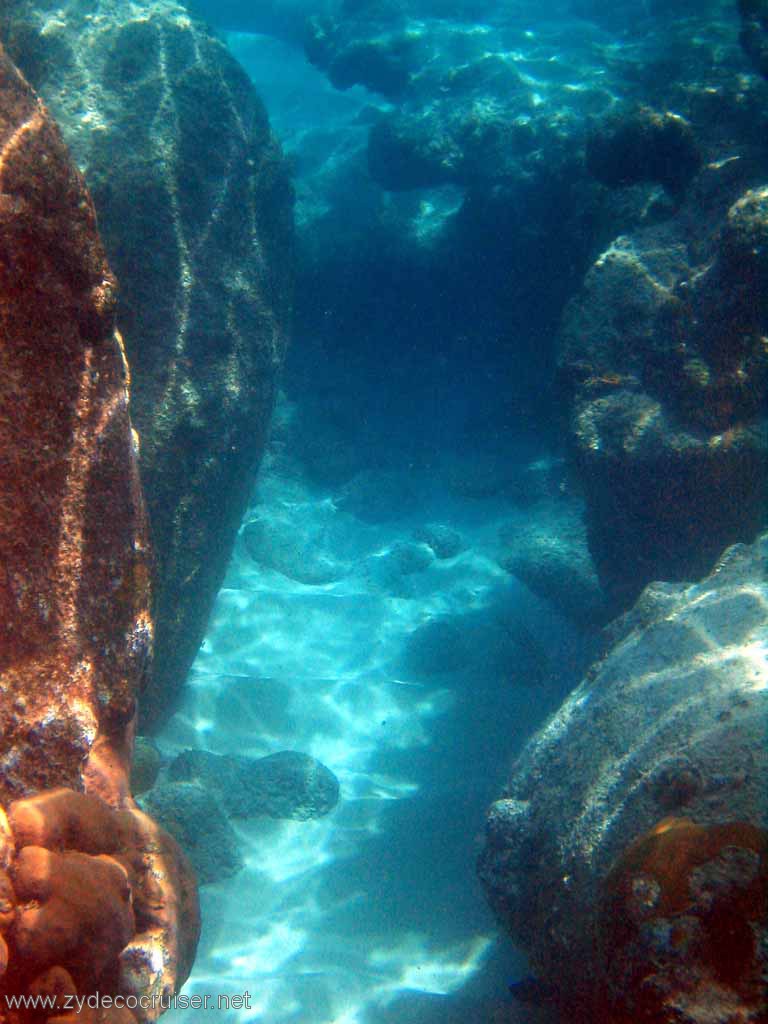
498;500;610;628
558;172;768;605
0;45;199;1018
130;737;162;797
169;749;340;821
479;533;768;1020
413;523;466;560
598;816;767;1023
0;38;148;809
140;781;243;885
5;790;200;1018
1;0;294;730
586;105;702;200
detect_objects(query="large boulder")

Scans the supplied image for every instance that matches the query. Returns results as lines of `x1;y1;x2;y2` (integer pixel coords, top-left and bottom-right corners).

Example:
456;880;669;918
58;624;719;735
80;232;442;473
0;39;147;810
1;0;294;729
0;44;199;1017
557;172;768;606
479;533;768;1021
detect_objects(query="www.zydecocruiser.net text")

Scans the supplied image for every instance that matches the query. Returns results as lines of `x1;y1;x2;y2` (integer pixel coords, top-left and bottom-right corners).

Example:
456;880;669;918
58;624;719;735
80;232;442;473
5;992;253;1013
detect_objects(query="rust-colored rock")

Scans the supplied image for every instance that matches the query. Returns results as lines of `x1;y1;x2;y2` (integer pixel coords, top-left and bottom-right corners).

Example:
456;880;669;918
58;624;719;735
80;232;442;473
0;40;148;807
0;43;199;1021
598;817;768;1023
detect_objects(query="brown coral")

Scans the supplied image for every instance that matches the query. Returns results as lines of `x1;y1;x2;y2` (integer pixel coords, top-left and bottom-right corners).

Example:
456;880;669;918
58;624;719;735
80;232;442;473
0;790;199;1023
597;816;768;1023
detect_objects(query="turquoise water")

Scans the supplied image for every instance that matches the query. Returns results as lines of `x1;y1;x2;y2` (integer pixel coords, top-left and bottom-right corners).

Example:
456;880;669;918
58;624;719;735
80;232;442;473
7;0;762;1021
154;2;766;1020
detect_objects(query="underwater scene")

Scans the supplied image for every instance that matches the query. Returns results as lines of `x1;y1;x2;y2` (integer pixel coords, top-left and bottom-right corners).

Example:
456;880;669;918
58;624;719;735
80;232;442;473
0;0;766;1023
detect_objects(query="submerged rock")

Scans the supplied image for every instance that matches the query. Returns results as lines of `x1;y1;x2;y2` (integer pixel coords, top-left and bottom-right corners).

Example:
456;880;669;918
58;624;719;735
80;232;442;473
586;105;702;200
169;749;340;821
498;501;610;628
141;782;244;885
479;532;768;1021
131;736;163;796
1;0;294;730
413;523;466;560
383;540;434;574
0;36;149;807
558;179;768;606
241;515;351;585
0;42;199;1011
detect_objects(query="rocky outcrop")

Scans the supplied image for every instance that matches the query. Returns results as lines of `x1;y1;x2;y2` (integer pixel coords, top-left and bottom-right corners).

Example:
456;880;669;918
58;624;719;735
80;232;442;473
0;44;198;1018
1;0;294;730
0;38;146;810
558;170;768;606
289;0;768;482
479;533;768;1021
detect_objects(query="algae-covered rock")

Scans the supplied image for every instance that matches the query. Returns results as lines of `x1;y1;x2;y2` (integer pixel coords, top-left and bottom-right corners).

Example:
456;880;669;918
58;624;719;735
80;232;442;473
1;0;294;730
0;35;150;806
131;736;163;796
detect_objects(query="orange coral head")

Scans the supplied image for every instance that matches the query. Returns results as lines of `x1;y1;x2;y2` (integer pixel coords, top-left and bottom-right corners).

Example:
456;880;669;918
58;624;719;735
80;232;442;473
597;816;768;1023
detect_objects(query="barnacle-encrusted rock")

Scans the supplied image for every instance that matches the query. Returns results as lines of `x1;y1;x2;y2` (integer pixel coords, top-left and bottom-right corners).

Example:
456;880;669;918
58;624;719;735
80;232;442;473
479;533;768;1020
1;0;294;730
0;44;199;1018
